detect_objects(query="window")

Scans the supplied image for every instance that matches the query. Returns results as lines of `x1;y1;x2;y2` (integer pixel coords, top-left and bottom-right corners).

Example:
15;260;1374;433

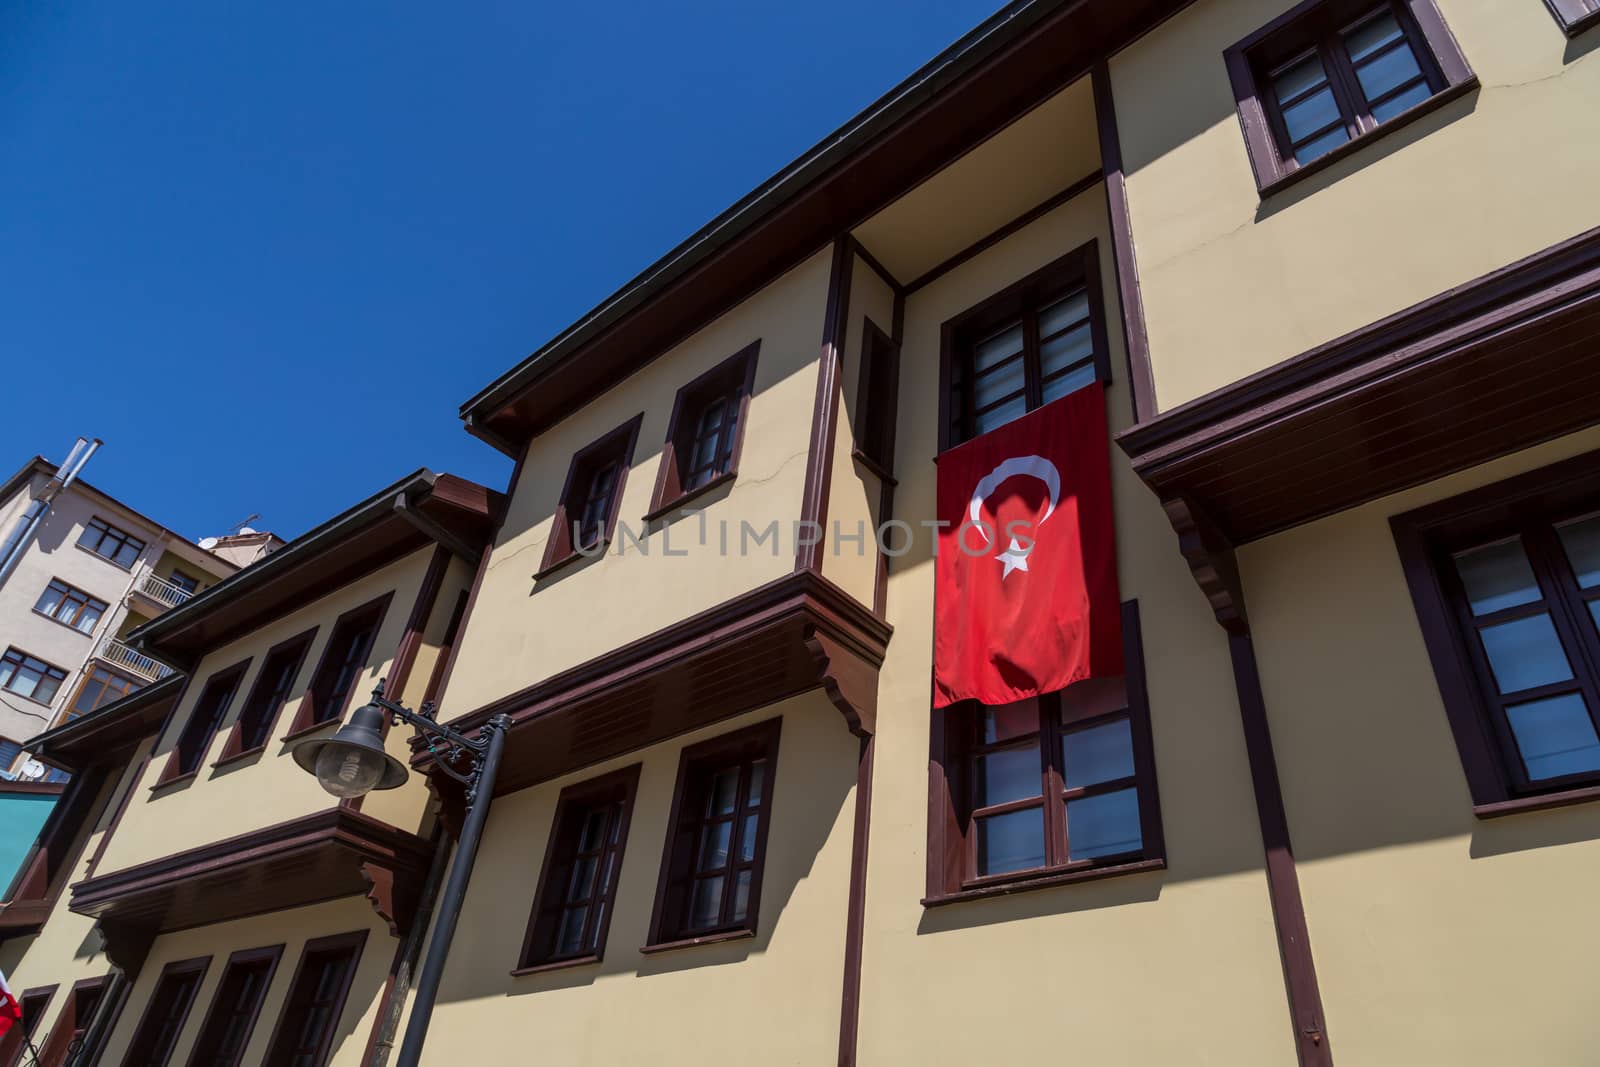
158;660;249;785
0;739;21;775
261;931;367;1067
220;630;315;761
123;958;209;1067
851;318;901;479
286;594;391;736
518;765;641;972
646;719;780;948
0;984;56;1067
0;649;67;706
68;666;141;719
1543;0;1600;36
167;570;201;596
33;579;108;635
188;945;284;1067
1225;0;1476;195
926;601;1165;902
646;342;760;519
1393;450;1600;815
31;977;107;1067
536;415;644;578
76;517;146;569
939;243;1110;449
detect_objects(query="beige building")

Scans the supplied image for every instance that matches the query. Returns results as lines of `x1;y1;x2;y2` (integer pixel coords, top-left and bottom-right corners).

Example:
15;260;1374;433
3;0;1598;1064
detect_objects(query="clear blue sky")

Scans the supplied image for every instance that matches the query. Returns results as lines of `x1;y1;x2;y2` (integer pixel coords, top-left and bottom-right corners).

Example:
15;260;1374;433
2;0;997;541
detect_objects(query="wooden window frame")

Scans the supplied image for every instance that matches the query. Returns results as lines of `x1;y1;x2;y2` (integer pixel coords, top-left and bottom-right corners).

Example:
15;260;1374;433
76;516;146;570
283;593;393;740
645;341;760;521
514;764;642;975
936;241;1112;452
925;600;1165;905
67;665;141;719
0;984;57;1067
32;975;108;1067
123;957;210;1067
851;317;901;483
260;930;367;1067
1225;0;1476;198
32;578;108;636
215;629;317;766
644;717;782;951
536;414;645;580
1393;448;1600;819
0;648;68;708
185;944;285;1067
157;658;251;787
1544;0;1600;36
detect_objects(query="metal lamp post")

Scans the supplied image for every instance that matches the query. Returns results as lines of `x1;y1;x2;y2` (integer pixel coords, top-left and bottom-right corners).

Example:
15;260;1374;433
291;682;510;1067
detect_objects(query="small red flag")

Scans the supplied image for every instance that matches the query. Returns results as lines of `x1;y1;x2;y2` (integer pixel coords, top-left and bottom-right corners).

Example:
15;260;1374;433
933;382;1122;708
0;967;22;1036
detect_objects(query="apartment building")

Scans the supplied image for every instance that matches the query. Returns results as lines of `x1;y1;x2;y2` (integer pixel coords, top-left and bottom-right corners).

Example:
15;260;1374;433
2;0;1597;1064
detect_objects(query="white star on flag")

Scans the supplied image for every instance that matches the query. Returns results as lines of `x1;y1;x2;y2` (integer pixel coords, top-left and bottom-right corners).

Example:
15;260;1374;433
997;537;1031;580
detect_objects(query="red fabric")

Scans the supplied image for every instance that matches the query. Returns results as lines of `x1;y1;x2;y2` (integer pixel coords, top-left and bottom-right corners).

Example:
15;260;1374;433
0;968;21;1036
933;382;1122;708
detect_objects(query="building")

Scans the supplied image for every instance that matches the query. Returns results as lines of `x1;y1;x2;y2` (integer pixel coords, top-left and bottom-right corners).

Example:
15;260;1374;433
0;447;248;769
3;0;1598;1063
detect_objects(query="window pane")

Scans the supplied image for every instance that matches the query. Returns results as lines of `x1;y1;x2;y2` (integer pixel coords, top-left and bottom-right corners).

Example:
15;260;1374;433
1066;788;1142;861
556;906;588;955
1062;718;1136;790
1273;52;1328;101
1557;515;1600;589
747;759;765;806
739;813;758;862
1040;362;1098;406
1478;614;1573;694
1281;86;1342;144
114;542;141;567
1454;538;1541;615
568;855;598;900
578;809;607;852
972;359;1025;411
973;324;1023;371
980;702;1036;744
1354;38;1423;101
34;585;65;617
707;768;739;815
1344;11;1403;61
974;393;1027;436
732;869;752;923
75;602;103;633
1505;693;1600;781
1294;126;1349;165
975;806;1045;875
1369;79;1431;122
975;745;1041;808
1038;322;1094;378
1038;291;1089;338
689;876;724;929
697;821;732;871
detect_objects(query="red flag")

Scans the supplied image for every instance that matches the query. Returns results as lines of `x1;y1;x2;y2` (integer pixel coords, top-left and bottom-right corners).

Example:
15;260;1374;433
0;967;22;1036
933;382;1122;708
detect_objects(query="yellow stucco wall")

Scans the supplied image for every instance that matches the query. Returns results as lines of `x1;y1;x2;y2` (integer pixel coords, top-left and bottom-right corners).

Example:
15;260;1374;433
442;249;832;718
1113;0;1600;410
855;182;1296;1065
1241;424;1600;1067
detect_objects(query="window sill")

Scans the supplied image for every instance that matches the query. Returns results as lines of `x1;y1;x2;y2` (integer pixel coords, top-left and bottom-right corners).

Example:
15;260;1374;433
1474;785;1600;819
849;449;897;487
1255;78;1478;200
642;470;737;523
31;610;97;639
533;541;609;582
211;744;268;771
0;687;57;710
923;857;1166;907
280;720;337;744
73;543;135;571
150;769;198;793
638;927;755;955
509;953;601;977
1556;5;1600;36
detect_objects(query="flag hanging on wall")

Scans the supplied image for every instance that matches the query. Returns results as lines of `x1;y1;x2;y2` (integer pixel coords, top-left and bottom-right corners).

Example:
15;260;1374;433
0;967;22;1036
933;381;1122;708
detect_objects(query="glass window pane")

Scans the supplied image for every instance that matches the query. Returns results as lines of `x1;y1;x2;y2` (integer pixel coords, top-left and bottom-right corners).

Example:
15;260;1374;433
732;869;753;923
707;768;739;816
1038;291;1089;338
1273;53;1328;102
567;855;598;901
1294;126;1349;165
578;809;607;852
689;876;724;929
34;585;64;617
739;813;758;862
1369;79;1431;122
1344;12;1403;61
1454;538;1541;615
1040;362;1098;406
1505;693;1600;781
556;906;589;955
697;821;732;871
1063;718;1136;790
115;542;141;567
975;806;1045;875
747;760;765;806
1478;614;1573;694
974;393;1027;436
1066;788;1142;861
975;744;1042;808
1039;322;1094;378
980;702;1036;744
972;359;1025;411
75;603;103;633
1355;40;1423;101
1281;86;1342;143
973;325;1023;371
1557;515;1600;589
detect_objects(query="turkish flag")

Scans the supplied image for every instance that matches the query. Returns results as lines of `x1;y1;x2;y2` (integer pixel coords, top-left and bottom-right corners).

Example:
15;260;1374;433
0;967;22;1037
933;382;1122;708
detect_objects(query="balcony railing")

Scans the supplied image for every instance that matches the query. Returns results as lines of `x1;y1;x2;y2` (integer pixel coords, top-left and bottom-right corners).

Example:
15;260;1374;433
98;638;174;682
134;572;195;610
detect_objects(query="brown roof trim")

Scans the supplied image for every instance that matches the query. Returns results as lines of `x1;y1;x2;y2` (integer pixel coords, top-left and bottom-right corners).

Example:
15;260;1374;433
29;672;185;769
459;0;1196;450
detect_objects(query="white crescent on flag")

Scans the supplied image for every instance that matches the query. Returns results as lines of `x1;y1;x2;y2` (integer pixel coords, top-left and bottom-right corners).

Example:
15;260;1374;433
967;454;1063;579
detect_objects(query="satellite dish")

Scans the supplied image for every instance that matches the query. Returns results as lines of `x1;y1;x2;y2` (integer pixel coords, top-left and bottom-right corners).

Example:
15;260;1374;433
19;759;46;781
237;527;257;535
199;537;220;549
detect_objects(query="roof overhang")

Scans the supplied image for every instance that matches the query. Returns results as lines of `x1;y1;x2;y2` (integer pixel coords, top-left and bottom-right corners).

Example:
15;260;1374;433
30;673;185;771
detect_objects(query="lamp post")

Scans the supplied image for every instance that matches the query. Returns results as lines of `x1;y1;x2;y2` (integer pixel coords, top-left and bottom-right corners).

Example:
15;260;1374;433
291;682;510;1067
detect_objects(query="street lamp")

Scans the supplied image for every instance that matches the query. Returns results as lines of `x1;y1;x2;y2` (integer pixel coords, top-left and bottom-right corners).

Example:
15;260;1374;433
292;682;510;1067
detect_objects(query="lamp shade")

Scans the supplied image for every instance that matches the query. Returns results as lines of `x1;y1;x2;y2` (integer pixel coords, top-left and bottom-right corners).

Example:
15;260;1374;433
291;701;409;797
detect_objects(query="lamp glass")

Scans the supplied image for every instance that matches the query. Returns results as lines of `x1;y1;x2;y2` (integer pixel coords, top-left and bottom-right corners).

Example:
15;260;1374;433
314;742;388;798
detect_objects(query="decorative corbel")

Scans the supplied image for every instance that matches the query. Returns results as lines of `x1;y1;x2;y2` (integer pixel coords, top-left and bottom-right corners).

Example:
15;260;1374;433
97;920;156;979
1162;494;1249;634
804;627;879;737
359;861;419;938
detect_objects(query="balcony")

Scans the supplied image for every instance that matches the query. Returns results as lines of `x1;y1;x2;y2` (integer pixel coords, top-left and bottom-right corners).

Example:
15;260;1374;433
97;638;174;683
130;572;195;614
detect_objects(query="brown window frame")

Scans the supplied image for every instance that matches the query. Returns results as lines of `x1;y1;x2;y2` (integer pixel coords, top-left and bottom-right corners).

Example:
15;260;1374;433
1543;0;1600;36
123;957;210;1067
925;600;1165;904
645;341;760;521
32;975;108;1067
536;414;645;580
216;629;317;766
67;665;141;720
157;658;250;787
1225;0;1476;198
0;648;68;708
644;717;781;951
937;241;1112;452
185;944;285;1067
283;593;393;739
515;764;642;974
76;516;146;570
32;579;109;636
260;930;367;1067
1393;448;1600;818
851;317;901;482
0;984;57;1067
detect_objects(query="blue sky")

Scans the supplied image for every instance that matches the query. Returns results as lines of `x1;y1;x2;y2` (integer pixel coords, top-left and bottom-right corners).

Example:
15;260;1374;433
2;0;997;541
